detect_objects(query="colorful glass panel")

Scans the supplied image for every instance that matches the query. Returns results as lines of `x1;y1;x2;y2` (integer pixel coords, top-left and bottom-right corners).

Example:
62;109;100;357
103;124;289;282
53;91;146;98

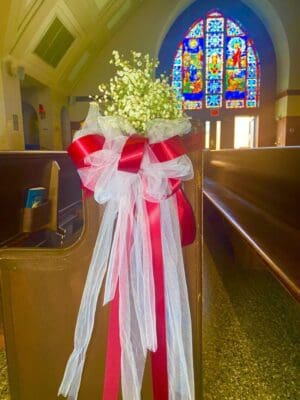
205;14;224;108
206;48;223;80
226;99;244;108
186;20;204;38
206;33;224;48
246;42;260;107
206;17;224;33
183;100;202;109
182;38;204;103
171;10;260;110
225;36;247;103
206;94;222;108
226;19;245;36
172;45;183;103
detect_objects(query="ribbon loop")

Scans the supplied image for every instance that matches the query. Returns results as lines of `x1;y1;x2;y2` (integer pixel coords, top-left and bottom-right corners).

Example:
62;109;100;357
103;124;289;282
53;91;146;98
150;135;186;162
68;133;105;167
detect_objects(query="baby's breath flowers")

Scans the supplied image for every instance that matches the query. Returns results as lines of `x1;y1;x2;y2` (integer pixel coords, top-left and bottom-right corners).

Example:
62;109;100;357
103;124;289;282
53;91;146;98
98;50;185;134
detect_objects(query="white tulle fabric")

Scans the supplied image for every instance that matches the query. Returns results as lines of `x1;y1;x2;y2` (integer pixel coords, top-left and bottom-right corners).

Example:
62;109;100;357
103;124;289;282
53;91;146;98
73;102;192;143
58;104;195;400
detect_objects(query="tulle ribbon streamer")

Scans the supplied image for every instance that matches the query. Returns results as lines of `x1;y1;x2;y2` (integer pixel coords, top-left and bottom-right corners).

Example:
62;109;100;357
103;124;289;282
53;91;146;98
58;131;197;400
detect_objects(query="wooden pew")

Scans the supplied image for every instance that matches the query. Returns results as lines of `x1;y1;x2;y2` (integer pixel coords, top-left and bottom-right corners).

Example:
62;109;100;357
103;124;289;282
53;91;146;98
0;150;202;399
0;151;83;248
203;147;300;302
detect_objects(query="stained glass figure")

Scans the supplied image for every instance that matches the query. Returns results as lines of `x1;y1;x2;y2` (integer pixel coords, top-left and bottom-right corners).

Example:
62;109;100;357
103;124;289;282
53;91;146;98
171;10;260;110
206;50;223;80
182;38;204;103
225;36;247;107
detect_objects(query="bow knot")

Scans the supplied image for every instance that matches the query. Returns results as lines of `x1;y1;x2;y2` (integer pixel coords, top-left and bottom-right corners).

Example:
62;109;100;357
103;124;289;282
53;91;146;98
75;135;193;207
118;134;148;174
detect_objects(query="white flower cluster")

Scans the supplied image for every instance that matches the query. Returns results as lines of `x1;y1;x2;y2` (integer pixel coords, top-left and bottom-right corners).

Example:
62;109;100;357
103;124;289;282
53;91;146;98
98;51;186;135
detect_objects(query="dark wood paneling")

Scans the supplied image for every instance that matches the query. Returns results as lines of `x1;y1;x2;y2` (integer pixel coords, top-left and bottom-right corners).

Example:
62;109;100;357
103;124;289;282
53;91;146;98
0;152;82;246
203;147;300;301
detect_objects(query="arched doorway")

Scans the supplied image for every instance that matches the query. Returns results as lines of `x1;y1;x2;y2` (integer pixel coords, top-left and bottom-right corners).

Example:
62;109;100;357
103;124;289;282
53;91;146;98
22;102;40;150
158;0;277;147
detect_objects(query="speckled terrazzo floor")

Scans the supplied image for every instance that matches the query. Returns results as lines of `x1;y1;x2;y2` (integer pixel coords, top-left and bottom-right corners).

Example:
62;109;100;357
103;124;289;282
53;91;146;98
203;222;300;400
0;349;9;400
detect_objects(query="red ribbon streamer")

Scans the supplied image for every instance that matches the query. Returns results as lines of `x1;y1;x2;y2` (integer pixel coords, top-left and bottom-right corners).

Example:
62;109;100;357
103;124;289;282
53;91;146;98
68;132;198;400
150;136;196;246
146;201;169;400
117;136;170;399
103;285;121;400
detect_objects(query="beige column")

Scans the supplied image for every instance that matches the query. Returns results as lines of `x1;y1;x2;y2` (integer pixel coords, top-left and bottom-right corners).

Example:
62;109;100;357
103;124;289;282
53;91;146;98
51;91;69;151
0;59;25;150
275;90;300;146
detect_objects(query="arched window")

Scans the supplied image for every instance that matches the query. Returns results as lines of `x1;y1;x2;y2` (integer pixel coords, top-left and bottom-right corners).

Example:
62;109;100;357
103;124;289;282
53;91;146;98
172;10;260;110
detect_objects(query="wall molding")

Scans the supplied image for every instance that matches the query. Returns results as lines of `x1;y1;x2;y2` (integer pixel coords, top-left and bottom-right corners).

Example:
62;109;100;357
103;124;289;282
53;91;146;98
276;90;300;100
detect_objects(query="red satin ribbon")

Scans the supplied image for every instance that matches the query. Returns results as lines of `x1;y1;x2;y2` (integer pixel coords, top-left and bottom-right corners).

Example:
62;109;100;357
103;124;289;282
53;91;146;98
67;133;105;167
103;285;121;400
150;136;196;246
67;134;105;198
116;136;169;400
67;132;198;400
146;201;169;400
150;135;186;161
118;134;148;173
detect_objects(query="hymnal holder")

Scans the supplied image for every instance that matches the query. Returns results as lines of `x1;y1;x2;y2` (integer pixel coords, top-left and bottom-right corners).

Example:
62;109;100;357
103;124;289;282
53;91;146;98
21;161;60;234
22;201;51;233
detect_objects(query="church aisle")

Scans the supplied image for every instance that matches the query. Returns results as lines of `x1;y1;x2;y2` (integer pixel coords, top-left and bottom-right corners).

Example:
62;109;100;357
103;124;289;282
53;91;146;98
0;349;9;400
202;222;300;399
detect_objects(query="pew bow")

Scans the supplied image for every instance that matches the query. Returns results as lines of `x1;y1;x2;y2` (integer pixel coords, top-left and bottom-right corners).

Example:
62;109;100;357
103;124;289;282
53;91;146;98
58;132;196;400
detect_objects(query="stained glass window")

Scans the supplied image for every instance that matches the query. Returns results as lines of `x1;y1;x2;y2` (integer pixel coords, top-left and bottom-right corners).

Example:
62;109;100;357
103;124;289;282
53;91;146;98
172;10;260;110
